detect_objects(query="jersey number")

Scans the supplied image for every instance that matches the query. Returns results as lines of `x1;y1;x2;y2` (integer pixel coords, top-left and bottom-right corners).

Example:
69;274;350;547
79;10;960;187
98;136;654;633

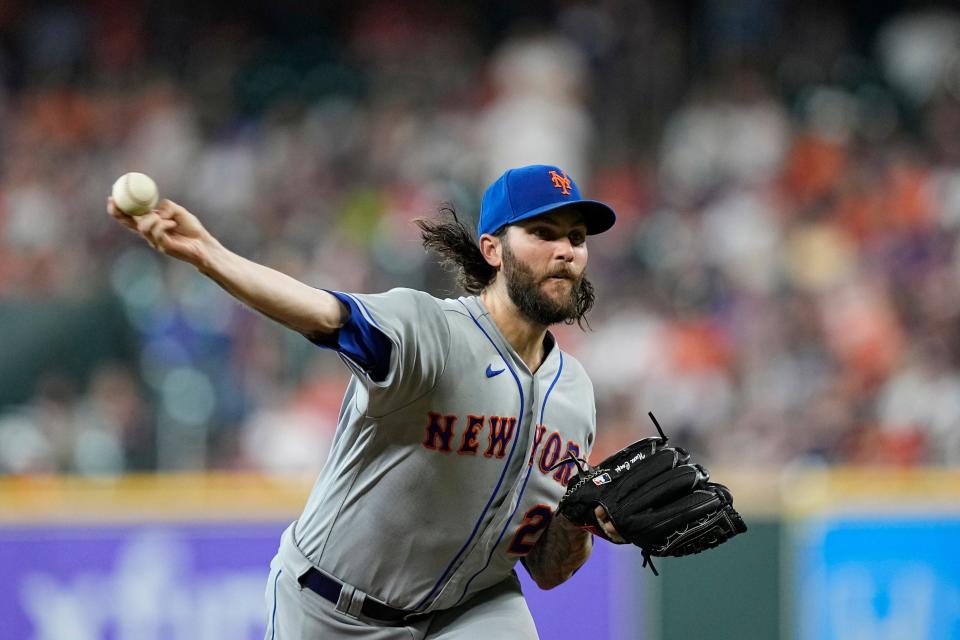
507;505;553;555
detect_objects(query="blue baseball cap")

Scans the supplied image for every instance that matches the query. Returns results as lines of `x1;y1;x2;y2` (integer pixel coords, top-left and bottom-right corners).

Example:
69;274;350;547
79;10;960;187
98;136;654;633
478;164;616;238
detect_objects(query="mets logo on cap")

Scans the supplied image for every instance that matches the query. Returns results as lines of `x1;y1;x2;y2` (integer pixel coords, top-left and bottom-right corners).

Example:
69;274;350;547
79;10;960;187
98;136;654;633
548;169;572;196
477;164;617;237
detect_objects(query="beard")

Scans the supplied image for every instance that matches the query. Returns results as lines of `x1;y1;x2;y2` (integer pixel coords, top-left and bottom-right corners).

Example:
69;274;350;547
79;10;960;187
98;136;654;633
501;240;588;326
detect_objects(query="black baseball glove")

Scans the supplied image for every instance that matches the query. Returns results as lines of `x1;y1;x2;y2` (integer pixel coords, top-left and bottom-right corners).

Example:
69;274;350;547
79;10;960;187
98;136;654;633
556;413;747;574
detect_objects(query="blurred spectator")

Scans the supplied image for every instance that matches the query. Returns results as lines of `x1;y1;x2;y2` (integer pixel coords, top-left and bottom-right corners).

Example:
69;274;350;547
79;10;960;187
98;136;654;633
480;33;592;182
4;2;960;475
0;365;150;474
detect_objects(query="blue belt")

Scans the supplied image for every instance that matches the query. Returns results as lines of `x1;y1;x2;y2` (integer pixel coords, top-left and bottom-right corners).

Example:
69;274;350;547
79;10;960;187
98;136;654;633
299;568;427;623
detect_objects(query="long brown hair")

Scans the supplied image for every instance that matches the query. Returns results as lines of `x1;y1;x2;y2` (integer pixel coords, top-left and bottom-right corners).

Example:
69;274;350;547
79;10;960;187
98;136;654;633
415;206;499;294
415;207;595;328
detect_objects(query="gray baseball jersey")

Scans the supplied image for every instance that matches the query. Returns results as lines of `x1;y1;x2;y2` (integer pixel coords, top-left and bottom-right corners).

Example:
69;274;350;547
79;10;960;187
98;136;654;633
283;287;596;614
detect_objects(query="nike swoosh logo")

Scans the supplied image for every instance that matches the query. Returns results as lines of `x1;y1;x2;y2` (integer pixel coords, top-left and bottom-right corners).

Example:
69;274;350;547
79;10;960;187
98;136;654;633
485;364;505;378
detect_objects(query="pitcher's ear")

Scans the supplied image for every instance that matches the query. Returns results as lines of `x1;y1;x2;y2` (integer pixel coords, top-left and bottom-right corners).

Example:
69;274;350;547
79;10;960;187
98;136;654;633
479;232;503;268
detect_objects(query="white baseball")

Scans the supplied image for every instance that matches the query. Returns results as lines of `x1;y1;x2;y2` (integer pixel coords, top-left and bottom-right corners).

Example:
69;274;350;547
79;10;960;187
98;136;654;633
111;172;159;216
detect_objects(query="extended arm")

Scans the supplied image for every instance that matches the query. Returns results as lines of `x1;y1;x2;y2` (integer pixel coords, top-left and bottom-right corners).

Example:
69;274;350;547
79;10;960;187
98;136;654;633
107;197;346;340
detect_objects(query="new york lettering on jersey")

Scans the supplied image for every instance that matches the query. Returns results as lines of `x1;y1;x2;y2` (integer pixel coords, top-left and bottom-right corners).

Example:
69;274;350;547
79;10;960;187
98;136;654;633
448;342;596;604
289;288;596;613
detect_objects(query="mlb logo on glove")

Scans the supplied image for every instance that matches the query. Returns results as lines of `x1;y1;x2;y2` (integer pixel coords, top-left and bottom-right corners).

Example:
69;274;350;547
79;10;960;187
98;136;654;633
592;473;612;486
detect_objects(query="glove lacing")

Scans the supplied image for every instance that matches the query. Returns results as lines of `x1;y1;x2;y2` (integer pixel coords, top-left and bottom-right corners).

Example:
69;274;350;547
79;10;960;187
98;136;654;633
639;412;668;576
548;412;667;477
547;454;589;475
641;550;659;576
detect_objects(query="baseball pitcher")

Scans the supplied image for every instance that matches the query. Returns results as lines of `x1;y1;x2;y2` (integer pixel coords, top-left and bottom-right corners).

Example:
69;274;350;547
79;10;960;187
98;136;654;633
107;164;745;639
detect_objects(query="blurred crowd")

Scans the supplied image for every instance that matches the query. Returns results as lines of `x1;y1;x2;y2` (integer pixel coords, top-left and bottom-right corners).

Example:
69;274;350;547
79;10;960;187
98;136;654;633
3;1;960;475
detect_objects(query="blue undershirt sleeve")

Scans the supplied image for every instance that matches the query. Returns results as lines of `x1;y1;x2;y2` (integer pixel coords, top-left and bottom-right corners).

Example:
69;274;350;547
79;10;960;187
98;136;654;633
309;291;392;382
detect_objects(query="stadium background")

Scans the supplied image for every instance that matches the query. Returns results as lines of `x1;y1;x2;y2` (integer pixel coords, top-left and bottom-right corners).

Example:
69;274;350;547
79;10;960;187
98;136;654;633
2;0;960;638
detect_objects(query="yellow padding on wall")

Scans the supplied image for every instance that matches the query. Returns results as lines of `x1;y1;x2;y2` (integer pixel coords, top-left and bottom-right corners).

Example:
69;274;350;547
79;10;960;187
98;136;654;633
1;467;957;524
0;473;313;524
783;467;960;517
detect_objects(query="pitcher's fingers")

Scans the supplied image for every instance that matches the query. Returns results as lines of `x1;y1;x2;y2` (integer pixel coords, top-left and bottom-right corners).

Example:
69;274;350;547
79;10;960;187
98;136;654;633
595;505;626;543
106;197;139;231
106;195;132;219
155;199;181;219
145;217;176;245
159;200;193;225
158;199;205;236
136;212;169;248
134;211;161;235
145;221;175;251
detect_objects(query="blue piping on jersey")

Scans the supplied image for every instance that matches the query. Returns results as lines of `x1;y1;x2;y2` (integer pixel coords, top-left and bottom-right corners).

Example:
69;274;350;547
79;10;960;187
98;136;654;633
322;291;393;381
452;351;565;605
270;568;282;639
540;351;564;427
341;292;386;329
412;300;527;611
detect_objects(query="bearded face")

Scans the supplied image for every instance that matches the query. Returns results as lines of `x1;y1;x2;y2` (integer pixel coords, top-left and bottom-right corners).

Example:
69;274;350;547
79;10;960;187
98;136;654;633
501;236;589;326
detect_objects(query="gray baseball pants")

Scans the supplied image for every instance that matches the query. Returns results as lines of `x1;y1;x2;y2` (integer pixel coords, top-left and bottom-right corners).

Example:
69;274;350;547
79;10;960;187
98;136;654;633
263;555;539;639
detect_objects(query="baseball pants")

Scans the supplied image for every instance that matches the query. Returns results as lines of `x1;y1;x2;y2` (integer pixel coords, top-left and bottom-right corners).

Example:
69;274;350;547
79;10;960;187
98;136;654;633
263;556;539;639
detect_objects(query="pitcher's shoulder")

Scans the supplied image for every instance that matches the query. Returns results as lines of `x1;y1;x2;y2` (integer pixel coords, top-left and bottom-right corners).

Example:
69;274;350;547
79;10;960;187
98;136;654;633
557;350;595;387
433;294;478;317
